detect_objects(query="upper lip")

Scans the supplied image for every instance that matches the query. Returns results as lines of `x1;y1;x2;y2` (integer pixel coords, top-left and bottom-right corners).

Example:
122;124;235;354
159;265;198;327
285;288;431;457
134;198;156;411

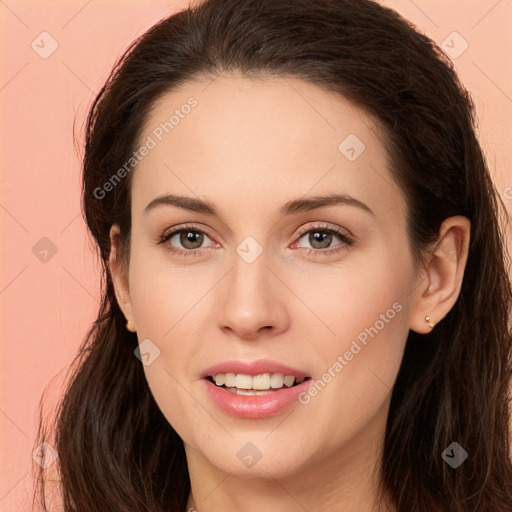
201;359;311;379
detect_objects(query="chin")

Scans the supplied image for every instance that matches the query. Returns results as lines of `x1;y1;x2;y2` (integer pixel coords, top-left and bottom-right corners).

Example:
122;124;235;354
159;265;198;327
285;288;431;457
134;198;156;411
190;435;315;479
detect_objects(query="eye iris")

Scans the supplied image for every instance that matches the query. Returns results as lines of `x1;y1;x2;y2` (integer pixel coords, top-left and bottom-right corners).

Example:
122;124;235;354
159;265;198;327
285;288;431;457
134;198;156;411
310;231;332;249
181;231;203;249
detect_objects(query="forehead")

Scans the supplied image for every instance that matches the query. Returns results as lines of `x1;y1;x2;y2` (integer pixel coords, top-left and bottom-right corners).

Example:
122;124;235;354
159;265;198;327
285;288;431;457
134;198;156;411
131;73;404;223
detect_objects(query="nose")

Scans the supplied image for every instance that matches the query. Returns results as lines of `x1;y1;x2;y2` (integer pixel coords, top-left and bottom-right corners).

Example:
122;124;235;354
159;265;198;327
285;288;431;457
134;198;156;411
217;251;289;340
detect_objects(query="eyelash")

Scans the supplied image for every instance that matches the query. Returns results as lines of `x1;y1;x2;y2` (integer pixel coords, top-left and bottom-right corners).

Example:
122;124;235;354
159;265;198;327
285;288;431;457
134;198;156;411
157;222;355;258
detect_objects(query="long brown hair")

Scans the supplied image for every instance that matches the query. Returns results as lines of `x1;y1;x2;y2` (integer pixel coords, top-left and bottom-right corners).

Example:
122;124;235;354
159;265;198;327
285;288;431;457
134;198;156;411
33;0;512;510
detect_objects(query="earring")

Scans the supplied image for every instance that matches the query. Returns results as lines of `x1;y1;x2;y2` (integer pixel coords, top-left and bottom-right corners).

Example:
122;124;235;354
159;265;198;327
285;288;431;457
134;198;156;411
425;316;435;328
126;320;137;332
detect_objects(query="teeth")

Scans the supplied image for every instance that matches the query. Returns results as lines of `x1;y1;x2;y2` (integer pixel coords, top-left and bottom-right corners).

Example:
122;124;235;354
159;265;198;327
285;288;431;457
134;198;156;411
211;372;306;390
235;374;253;389
224;373;236;387
284;375;295;387
226;387;275;396
270;373;284;388
253;373;272;390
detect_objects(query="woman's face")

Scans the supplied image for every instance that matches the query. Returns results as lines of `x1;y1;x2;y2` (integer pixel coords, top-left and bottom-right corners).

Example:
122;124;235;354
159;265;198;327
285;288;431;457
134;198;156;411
113;73;424;479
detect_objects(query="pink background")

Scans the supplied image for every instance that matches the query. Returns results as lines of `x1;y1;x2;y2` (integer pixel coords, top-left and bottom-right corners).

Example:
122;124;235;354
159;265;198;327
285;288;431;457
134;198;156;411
1;1;511;509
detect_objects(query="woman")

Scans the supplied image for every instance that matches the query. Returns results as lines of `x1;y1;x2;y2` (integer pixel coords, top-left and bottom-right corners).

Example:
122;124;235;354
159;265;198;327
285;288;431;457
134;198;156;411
34;0;512;510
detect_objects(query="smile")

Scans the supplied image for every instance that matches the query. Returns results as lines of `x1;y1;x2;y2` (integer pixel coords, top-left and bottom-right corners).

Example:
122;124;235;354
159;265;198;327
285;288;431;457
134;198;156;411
207;372;309;395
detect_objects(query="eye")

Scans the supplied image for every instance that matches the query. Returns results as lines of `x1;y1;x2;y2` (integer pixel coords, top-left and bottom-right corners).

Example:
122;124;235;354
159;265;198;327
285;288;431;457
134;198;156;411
292;224;355;257
158;224;217;257
157;222;355;258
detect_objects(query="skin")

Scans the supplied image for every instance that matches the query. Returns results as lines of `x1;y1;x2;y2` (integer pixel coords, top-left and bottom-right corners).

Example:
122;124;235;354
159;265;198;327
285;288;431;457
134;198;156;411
109;73;470;512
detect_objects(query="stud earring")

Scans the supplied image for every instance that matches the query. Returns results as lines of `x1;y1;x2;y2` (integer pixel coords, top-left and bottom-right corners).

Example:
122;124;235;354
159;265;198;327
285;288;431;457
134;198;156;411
126;320;137;332
425;316;435;328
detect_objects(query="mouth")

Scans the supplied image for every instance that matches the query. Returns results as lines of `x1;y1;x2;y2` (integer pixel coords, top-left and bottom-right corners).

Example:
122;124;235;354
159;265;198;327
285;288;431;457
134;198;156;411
205;373;312;396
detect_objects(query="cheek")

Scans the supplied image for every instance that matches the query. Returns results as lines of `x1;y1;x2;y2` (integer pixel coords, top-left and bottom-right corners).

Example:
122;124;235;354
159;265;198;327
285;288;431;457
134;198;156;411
126;246;226;437
289;249;413;444
291;244;412;352
128;241;214;340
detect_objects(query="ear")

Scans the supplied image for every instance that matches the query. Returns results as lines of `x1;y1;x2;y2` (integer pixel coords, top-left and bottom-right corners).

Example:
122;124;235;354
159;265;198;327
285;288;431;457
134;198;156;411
409;216;471;334
108;224;136;332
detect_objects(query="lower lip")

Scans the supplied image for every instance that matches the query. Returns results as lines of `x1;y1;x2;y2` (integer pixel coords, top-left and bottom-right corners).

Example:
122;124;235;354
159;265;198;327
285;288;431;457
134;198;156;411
203;378;312;419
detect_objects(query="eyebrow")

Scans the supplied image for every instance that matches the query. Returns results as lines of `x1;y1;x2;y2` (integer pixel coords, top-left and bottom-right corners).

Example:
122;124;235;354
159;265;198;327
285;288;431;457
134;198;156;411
143;193;375;217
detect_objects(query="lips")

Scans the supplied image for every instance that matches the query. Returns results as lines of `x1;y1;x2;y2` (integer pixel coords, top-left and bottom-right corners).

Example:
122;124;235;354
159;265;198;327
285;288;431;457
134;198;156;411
201;359;313;419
